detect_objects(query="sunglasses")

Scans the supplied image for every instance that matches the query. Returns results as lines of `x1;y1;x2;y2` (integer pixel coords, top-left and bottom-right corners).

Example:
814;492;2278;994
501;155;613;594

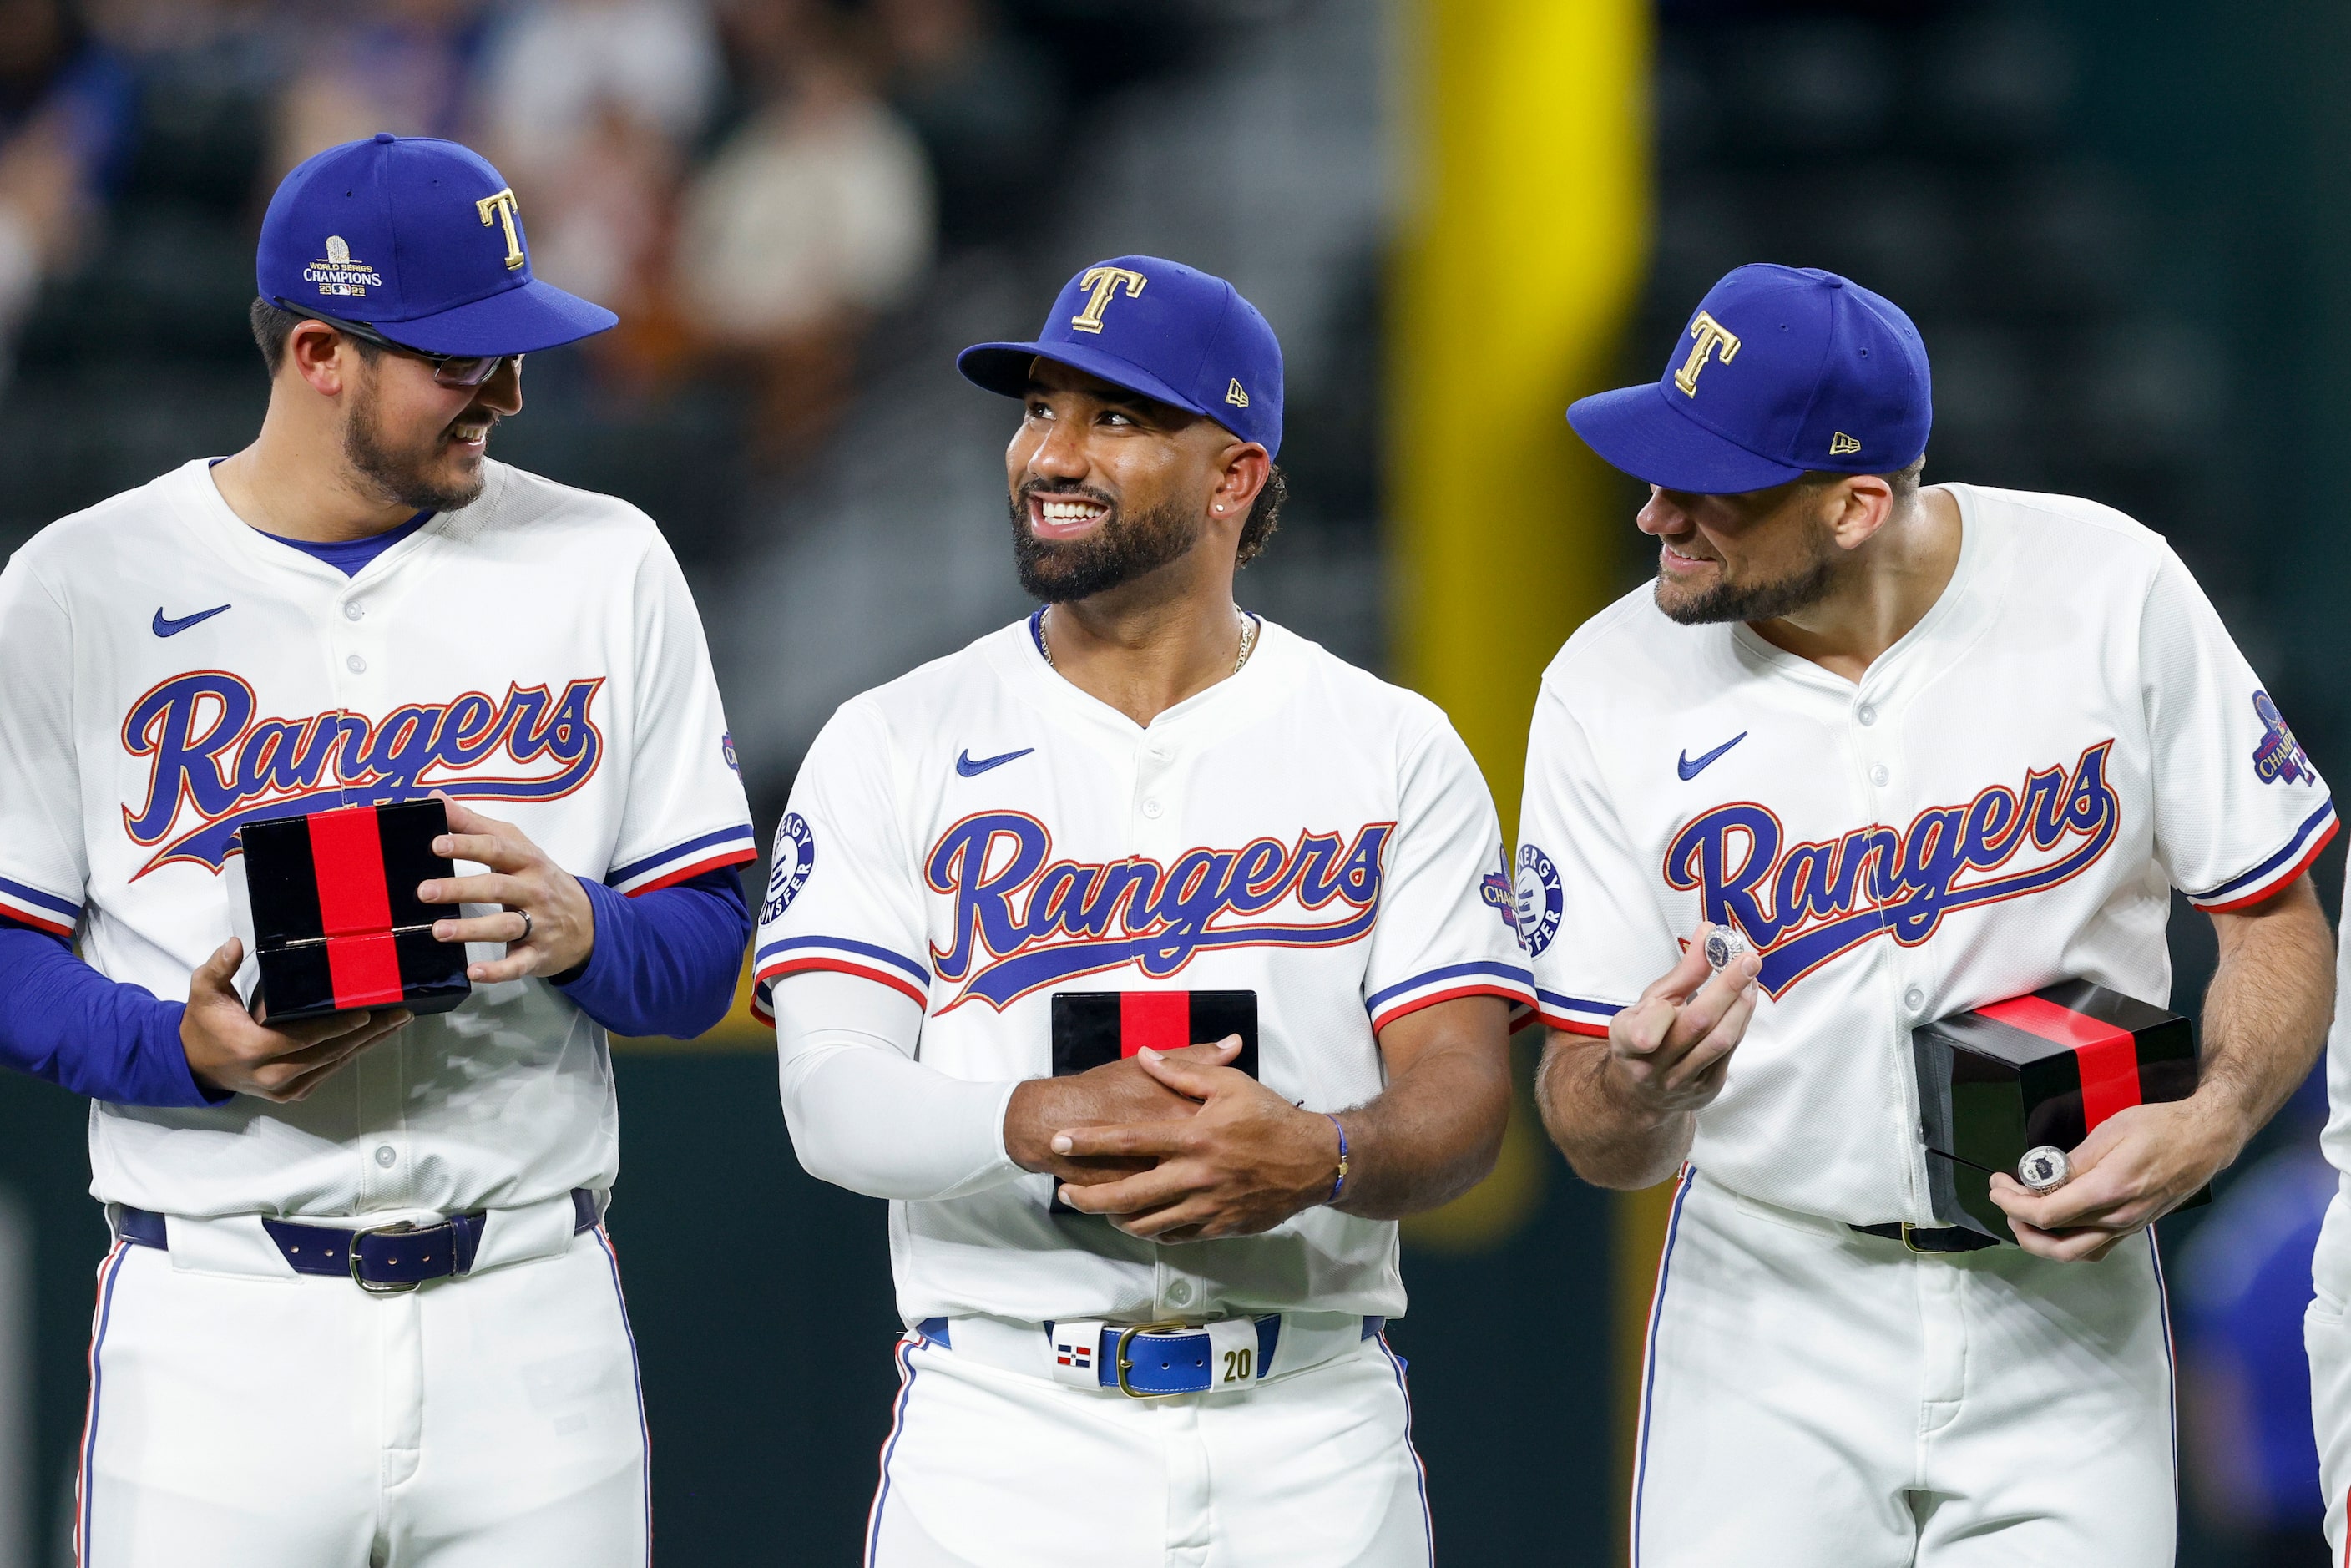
278;301;523;388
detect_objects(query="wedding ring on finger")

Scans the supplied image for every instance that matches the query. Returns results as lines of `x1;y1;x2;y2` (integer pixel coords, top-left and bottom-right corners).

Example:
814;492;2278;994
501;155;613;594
514;908;533;945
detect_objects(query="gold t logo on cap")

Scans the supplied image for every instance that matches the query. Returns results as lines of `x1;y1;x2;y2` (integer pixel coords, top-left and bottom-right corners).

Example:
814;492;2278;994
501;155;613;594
1673;311;1740;397
1070;266;1147;333
476;188;525;271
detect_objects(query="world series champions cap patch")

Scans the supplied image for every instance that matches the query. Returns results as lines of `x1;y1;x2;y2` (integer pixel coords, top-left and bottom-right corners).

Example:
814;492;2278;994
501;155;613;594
256;134;618;357
955;255;1285;458
1565;263;1932;494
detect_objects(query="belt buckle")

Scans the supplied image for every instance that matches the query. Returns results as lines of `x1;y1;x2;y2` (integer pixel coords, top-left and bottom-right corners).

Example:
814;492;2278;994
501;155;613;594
347;1219;422;1293
1114;1320;1192;1399
1898;1223;1944;1256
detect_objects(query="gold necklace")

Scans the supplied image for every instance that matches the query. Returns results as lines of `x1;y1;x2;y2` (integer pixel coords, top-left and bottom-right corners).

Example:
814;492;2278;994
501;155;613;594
1039;607;1259;675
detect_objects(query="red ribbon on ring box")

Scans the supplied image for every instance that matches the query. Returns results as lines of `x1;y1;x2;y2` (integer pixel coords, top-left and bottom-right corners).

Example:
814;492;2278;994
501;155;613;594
1913;979;2205;1243
235;800;473;1024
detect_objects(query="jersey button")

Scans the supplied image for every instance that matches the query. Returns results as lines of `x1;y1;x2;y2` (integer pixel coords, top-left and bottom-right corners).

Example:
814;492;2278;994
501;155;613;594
346;654;367;675
1869;764;1889;787
1857;703;1877;726
1904;987;1925;1013
1165;1280;1193;1307
344;601;365;622
374;1145;397;1167
1141;799;1164;819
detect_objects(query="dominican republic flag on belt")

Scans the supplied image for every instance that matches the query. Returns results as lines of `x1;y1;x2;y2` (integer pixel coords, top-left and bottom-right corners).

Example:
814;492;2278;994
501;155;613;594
1912;979;2201;1242
239;801;473;1024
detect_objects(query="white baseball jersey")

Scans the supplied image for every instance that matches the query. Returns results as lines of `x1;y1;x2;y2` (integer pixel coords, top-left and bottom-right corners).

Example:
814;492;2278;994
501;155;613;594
0;456;756;1218
1519;482;2334;1225
753;614;1531;1325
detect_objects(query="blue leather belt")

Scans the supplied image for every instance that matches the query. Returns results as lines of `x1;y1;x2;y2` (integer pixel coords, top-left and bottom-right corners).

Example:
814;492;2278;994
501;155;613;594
914;1314;1385;1396
117;1189;600;1293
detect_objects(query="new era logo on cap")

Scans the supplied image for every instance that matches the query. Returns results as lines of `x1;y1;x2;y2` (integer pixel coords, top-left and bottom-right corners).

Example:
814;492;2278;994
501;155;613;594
258;134;617;357
1566;263;1931;494
957;255;1285;458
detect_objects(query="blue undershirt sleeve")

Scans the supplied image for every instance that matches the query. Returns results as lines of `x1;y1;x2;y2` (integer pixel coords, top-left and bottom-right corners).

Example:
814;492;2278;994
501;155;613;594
553;866;752;1040
0;921;226;1106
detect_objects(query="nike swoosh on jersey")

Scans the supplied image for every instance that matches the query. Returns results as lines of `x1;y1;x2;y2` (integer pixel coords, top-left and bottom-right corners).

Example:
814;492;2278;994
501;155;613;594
152;604;232;638
955;747;1035;777
1676;731;1747;781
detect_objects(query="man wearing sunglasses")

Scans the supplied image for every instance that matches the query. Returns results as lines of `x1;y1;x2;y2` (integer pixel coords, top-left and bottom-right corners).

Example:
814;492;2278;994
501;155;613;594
0;134;756;1564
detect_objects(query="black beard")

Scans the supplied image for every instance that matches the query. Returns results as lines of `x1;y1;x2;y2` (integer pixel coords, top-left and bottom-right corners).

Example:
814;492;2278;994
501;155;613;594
1656;554;1839;625
1008;483;1202;603
343;366;488;514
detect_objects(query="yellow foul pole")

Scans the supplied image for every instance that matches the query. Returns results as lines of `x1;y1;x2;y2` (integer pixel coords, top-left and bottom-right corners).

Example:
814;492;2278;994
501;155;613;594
1388;0;1658;1533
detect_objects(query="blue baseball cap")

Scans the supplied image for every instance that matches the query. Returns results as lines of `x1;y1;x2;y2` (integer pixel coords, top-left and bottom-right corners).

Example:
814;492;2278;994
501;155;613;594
958;255;1283;458
257;133;616;357
1568;264;1930;493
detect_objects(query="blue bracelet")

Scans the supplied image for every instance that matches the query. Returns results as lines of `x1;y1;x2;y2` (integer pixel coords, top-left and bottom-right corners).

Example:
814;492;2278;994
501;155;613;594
1326;1115;1351;1206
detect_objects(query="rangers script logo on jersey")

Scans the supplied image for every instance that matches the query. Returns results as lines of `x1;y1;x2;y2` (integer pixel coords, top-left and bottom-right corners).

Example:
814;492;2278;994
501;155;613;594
926;811;1393;1011
121;671;605;876
1667;741;2121;997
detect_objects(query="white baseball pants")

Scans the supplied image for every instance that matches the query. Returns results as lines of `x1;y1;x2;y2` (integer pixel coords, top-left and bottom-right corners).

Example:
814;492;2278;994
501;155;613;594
75;1214;649;1567
2303;1186;2351;1561
1634;1170;2176;1568
865;1321;1432;1567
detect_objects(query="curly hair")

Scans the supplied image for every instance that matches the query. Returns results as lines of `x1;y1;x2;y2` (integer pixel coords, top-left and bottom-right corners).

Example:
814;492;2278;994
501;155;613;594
1236;462;1286;567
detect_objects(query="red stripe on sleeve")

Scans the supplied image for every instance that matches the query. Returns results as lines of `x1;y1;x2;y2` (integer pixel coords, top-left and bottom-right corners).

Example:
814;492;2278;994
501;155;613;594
1120;991;1189;1056
306;807;393;937
625;847;758;897
2197;817;2338;913
1977;994;2143;1132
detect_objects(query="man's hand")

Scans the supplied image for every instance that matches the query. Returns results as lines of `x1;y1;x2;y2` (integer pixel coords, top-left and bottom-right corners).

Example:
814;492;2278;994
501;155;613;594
1602;933;1762;1119
182;938;411;1101
1992;874;2333;1262
415;797;595;983
1047;1040;1339;1242
1003;1037;1240;1186
1988;1096;2235;1262
1534;924;1762;1191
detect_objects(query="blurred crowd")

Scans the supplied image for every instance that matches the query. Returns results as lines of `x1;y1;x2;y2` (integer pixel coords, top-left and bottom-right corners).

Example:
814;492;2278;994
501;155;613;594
0;0;1231;459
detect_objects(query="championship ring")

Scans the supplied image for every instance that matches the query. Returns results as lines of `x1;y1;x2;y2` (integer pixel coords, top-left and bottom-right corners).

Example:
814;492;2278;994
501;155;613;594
2016;1146;2070;1194
1702;927;1748;970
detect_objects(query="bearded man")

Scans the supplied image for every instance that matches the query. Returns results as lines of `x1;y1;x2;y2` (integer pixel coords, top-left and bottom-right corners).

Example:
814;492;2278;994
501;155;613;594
751;255;1665;1566
1519;262;2334;1566
0;134;757;1564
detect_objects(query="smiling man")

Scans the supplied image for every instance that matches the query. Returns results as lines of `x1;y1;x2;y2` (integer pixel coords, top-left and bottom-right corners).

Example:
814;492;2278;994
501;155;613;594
0;135;756;1565
752;255;1555;1565
1519;262;2337;1565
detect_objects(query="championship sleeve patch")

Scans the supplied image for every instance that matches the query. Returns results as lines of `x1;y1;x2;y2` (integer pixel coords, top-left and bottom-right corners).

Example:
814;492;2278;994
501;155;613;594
2250;690;2315;787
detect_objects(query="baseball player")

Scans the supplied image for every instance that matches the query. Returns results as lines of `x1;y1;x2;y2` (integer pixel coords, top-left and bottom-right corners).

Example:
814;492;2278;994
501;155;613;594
754;255;1534;1566
2306;892;2351;1552
1520;263;2338;1565
0;134;756;1565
